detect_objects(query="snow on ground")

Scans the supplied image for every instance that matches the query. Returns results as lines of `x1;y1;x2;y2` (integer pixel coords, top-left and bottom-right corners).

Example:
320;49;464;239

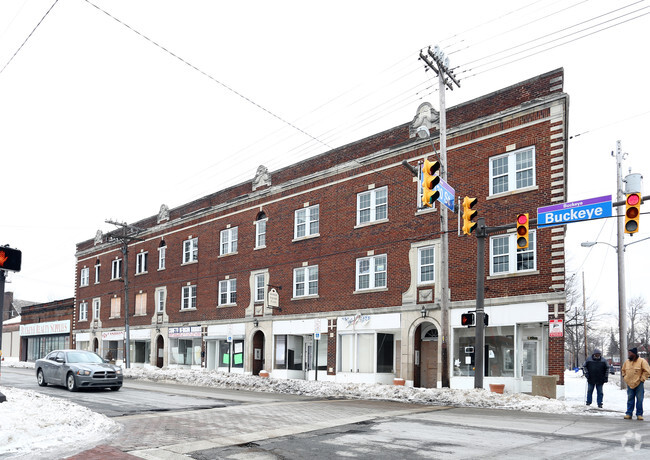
0;360;631;459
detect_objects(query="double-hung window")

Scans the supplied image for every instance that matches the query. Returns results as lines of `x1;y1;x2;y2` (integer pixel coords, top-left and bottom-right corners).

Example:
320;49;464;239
80;268;89;287
220;227;238;255
356;255;387;290
293;266;318;297
254;273;265;303
294;205;319;239
92;298;100;320
182;285;197;310
135;292;147;315
183;238;198;264
136;252;148;274
490;230;536;275
110;297;121;318
79;302;88;321
489;147;535;195
219;279;237;305
94;263;100;284
357;187;387;225
156;287;166;313
111;259;122;280
418;246;435;284
255;214;267;248
158;243;166;270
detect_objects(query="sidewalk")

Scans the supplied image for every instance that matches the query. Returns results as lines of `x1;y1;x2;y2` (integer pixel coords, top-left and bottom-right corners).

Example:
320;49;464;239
65;445;140;459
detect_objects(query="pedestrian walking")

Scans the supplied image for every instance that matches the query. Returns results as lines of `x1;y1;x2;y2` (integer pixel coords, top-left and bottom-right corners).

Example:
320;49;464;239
622;347;650;420
582;349;609;408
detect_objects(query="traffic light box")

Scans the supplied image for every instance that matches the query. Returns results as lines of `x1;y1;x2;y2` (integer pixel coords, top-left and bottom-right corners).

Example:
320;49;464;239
461;196;478;235
516;213;529;249
0;246;22;272
625;193;641;234
421;158;440;208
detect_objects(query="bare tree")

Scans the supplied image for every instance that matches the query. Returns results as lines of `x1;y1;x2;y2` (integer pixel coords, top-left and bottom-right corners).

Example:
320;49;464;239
627;296;646;346
564;274;601;368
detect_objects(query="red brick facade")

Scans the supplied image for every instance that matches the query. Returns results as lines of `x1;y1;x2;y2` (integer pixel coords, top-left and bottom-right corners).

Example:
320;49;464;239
74;69;567;391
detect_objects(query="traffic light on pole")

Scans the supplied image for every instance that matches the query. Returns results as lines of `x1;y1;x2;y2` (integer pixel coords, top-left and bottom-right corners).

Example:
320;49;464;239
516;213;529;249
461;196;478;235
461;312;475;327
625;193;641;234
421;158;440;208
0;246;22;272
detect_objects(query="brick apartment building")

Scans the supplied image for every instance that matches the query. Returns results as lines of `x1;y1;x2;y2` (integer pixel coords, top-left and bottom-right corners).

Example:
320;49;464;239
73;68;568;393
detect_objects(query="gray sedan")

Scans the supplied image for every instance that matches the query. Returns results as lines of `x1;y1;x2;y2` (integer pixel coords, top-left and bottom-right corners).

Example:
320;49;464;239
35;349;123;392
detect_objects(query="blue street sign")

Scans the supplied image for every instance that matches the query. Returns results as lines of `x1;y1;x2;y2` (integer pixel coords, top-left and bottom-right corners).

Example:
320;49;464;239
537;195;612;228
435;178;455;212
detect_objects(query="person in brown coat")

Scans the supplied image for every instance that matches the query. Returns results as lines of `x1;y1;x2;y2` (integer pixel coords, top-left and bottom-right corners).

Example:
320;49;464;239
622;347;650;420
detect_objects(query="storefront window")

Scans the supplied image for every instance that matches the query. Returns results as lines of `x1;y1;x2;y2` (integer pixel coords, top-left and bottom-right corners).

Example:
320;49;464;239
274;335;303;370
169;338;201;365
132;341;151;364
26;335;69;361
453;326;514;377
218;340;244;368
102;340;124;362
339;332;393;373
376;333;394;373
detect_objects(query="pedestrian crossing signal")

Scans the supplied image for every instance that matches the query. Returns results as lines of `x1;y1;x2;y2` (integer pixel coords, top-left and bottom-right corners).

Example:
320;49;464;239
0;246;21;272
461;312;475;327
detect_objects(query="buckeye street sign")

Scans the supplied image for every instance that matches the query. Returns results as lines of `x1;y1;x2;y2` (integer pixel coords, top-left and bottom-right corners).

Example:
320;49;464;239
435;177;455;212
537;195;612;228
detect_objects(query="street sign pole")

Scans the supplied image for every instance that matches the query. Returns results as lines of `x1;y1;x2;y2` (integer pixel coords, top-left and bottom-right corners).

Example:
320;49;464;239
474;218;486;389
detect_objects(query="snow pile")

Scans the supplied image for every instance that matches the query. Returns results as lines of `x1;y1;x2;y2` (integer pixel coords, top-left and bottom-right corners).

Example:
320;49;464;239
123;367;628;416
0;386;121;459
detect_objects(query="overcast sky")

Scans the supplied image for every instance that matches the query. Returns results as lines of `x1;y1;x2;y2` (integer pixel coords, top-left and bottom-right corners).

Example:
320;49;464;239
1;0;648;326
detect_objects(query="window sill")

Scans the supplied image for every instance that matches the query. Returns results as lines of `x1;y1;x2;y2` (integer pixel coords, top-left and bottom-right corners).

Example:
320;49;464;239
134;314;147;317
110;277;123;282
353;287;388;294
217;303;237;308
254;245;267;251
135;271;148;276
291;295;319;301
180;307;197;312
354;218;389;229
415;207;436;216
487;270;539;280
292;233;320;243
109;316;121;319
181;260;198;266
486;185;539;200
94;282;100;285
218;252;238;258
78;319;88;323
417;281;436;287
158;267;166;271
79;284;89;288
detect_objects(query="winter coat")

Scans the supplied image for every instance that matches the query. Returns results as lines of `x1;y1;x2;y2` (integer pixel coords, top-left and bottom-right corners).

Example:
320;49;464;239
583;354;609;385
622;357;650;389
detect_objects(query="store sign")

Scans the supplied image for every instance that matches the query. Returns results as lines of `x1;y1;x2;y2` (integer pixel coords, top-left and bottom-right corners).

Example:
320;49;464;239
549;319;563;337
341;313;371;329
20;320;70;337
102;330;125;341
169;326;202;338
268;288;279;308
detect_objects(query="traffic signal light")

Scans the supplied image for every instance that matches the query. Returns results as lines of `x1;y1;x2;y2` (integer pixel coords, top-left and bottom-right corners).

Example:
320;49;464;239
516;213;529;249
625;193;641;234
421;158;440;208
461;196;478;235
461;312;475;327
0;246;22;272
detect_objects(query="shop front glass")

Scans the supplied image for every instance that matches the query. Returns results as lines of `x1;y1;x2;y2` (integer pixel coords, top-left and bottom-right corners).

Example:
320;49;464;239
453;326;514;377
26;335;69;361
274;335;303;370
218;340;244;368
169;337;201;365
131;340;151;364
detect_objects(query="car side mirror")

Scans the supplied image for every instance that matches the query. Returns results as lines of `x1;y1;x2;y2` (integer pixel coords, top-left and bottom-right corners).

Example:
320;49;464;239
55;358;65;363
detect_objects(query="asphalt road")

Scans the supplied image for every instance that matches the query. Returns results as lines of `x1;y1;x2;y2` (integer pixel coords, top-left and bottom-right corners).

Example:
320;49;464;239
3;367;650;459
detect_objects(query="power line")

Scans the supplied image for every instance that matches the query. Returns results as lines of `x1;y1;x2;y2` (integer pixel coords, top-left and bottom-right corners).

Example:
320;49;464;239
0;0;59;76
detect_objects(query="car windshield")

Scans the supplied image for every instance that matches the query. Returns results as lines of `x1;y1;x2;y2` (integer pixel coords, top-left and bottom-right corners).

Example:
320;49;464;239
65;351;104;364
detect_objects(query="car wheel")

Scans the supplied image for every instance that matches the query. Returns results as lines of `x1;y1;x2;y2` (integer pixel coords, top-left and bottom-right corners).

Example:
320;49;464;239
37;369;47;387
110;386;121;391
66;373;78;392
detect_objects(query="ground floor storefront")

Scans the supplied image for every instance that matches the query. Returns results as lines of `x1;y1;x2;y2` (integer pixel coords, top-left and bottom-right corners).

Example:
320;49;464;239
72;300;564;394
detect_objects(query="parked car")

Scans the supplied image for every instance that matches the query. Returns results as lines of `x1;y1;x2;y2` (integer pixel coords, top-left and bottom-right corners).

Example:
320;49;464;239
35;350;123;392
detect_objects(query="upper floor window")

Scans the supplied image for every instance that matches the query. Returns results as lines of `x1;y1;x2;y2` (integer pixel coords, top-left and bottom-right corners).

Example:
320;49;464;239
295;205;319;239
293;266;318;297
110;297;121;318
182;285;197;310
254;273;265;303
356;254;387;291
80;268;89;287
220;227;238;255
94;261;100;284
183;238;198;264
135;292;147;315
255;213;267;248
158;241;166;270
111;259;122;280
490;230;536;276
79;302;88;321
219;279;237;305
156;287;166;313
136;252;148;274
418;246;435;284
489;146;535;196
92;298;100;320
357;187;387;225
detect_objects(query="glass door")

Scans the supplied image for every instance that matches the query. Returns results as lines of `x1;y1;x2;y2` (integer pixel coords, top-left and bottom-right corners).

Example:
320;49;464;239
522;341;538;381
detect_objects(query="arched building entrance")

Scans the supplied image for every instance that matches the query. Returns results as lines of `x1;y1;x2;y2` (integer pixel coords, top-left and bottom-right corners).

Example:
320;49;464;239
156;335;164;368
414;322;439;388
252;330;265;376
